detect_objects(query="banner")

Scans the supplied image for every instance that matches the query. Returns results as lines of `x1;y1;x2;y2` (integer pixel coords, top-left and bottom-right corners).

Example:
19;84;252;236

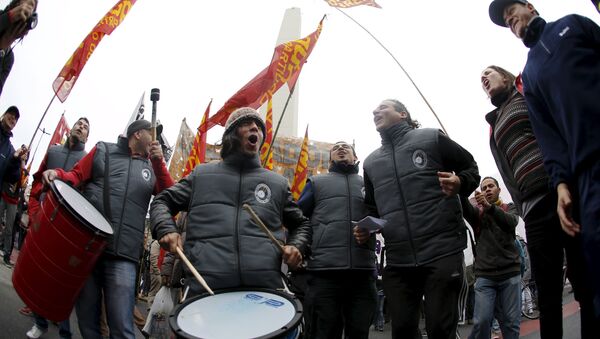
183;100;212;177
52;0;137;102
48;115;70;148
260;98;274;170
168;119;195;182
325;0;381;9
291;126;310;200
207;18;324;130
123;92;145;135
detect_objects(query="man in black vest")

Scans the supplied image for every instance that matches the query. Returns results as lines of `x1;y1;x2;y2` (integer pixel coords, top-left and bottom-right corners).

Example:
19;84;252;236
362;99;480;339
42;119;174;339
298;141;377;339
151;107;311;295
24;117;89;339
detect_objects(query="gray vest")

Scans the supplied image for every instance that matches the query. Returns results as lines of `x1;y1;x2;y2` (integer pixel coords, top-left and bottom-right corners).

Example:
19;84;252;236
83;138;155;262
363;123;466;267
184;155;291;293
46;142;87;171
308;172;375;271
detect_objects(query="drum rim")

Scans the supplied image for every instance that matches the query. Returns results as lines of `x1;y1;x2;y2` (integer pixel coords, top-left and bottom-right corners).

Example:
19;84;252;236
169;287;303;339
49;179;113;236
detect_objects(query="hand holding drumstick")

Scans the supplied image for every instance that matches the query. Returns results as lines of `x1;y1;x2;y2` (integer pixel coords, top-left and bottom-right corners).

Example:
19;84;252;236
242;204;303;269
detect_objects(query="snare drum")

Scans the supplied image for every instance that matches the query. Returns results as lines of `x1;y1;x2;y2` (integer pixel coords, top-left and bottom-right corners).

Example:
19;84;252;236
170;288;303;339
13;179;113;321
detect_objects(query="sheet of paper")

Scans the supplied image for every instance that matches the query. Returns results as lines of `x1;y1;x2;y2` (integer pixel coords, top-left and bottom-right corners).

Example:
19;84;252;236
352;216;386;233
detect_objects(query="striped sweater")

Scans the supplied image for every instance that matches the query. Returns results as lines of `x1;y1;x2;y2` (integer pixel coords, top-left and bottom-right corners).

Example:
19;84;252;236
486;89;549;209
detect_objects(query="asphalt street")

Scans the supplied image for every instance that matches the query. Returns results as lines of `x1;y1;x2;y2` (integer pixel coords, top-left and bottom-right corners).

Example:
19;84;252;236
0;255;582;339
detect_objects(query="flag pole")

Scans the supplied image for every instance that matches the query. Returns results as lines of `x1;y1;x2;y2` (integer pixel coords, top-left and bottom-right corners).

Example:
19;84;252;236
27;93;58;154
262;84;297;167
333;7;449;136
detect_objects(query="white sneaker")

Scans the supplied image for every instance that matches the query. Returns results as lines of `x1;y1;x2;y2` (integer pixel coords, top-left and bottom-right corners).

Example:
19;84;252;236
26;324;47;339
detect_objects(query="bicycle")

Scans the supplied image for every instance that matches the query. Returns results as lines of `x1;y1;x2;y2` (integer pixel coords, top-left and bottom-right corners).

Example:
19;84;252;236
521;282;540;319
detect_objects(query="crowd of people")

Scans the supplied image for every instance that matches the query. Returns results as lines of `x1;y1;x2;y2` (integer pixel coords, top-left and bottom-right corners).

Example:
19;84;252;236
0;0;599;338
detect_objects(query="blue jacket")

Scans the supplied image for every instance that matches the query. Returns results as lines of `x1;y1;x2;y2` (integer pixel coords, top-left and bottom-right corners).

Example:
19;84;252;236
522;15;600;188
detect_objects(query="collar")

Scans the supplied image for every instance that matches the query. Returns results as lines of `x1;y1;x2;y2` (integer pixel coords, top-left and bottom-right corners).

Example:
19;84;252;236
523;16;546;48
223;151;262;169
66;139;85;151
485;88;522;126
380;120;413;146
329;160;359;174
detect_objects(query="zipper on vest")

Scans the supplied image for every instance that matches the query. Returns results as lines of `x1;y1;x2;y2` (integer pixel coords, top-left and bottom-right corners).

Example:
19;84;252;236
62;148;71;169
345;174;353;269
114;157;132;256
391;144;419;265
540;40;551;55
234;169;243;285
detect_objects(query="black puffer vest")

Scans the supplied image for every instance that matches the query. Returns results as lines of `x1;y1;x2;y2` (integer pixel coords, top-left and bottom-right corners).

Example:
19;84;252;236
46;141;87;171
307;163;375;271
363;122;466;267
83;137;155;262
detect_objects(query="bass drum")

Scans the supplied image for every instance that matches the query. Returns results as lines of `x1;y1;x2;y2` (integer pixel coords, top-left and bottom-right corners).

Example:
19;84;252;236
170;288;302;339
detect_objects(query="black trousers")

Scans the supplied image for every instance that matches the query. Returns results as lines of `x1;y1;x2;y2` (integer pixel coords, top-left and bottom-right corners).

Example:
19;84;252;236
383;252;464;339
524;193;599;339
304;270;377;339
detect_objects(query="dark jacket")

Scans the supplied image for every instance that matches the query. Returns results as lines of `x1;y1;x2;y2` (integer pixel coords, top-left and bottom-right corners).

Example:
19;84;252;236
363;121;479;267
299;161;375;271
522;15;600;188
83;138;156;262
151;153;312;293
0;127;19;189
460;197;520;280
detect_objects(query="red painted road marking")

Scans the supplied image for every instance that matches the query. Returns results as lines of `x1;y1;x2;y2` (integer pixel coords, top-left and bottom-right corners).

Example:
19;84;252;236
520;300;579;336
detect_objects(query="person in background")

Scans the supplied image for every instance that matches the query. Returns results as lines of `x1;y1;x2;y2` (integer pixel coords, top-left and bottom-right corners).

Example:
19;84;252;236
298;141;377;339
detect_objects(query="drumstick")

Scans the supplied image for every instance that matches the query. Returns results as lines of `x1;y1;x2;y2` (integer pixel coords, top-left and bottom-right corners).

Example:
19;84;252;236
176;246;214;295
242;204;285;252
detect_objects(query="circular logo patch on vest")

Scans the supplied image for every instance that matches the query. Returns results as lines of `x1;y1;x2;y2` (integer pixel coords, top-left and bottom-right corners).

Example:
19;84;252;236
254;183;272;204
141;168;151;181
412;150;427;169
361;186;366;199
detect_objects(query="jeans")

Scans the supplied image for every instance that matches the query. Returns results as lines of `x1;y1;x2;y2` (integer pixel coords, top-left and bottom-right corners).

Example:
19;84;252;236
524;193;599;338
468;275;521;339
383;252;464;339
304;270;377;339
0;198;17;260
75;257;137;339
33;312;72;339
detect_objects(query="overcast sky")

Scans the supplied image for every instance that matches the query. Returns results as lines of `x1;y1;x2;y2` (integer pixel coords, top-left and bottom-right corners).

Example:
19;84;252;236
2;0;599;211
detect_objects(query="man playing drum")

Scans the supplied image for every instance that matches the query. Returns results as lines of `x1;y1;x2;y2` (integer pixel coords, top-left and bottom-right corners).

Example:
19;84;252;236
42;119;174;339
25;116;90;339
150;107;311;295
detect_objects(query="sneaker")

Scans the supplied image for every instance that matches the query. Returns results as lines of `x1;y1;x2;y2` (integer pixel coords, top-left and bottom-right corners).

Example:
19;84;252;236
26;324;48;339
3;257;13;268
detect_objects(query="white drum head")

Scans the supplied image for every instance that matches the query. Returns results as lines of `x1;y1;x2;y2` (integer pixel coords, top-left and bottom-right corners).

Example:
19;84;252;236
53;180;113;235
176;290;298;339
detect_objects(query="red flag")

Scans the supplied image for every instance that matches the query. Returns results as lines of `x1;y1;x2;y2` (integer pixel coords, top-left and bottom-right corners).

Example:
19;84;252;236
291;126;310;201
183;100;212;177
207;18;324;130
52;0;137;102
325;0;382;8
48;115;70;148
260;98;274;170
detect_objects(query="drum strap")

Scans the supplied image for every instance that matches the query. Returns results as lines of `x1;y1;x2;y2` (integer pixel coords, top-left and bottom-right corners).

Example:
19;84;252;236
102;142;113;221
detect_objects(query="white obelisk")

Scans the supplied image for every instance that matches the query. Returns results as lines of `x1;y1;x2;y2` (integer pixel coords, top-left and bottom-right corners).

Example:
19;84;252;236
266;7;301;138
